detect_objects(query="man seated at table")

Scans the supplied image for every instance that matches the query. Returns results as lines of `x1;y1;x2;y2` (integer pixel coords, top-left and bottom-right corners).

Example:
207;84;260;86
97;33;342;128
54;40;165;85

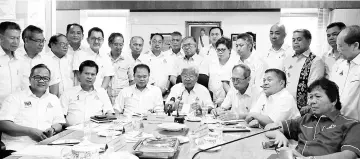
166;66;213;114
245;69;300;128
113;64;164;116
0;64;65;151
60;60;114;126
211;64;261;120
265;78;360;159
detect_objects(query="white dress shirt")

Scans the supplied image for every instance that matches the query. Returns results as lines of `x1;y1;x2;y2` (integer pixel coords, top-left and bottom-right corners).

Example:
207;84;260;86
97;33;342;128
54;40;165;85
0;87;65;151
208;57;238;104
221;85;262;115
171;54;209;77
108;53;134;103
322;48;343;77
67;45;86;57
114;84;164;116
72;47;115;88
0;49;22;108
166;83;214;109
60;86;115;126
238;53;269;89
250;89;300;123
198;35;210;50
47;52;74;96
136;51;171;90
283;49;326;99
264;44;293;69
19;53;61;89
330;54;360;120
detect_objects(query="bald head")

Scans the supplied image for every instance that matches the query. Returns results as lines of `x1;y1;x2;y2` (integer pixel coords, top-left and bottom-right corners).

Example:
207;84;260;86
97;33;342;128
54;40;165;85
270;23;286;47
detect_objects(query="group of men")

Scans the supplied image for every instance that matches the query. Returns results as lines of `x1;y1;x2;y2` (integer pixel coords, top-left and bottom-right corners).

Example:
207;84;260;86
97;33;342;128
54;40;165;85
0;20;359;159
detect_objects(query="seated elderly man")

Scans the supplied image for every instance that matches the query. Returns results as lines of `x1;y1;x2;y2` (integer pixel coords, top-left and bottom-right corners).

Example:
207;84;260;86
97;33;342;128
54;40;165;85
60;60;114;126
113;64;164;116
245;69;300;128
265;78;360;159
211;64;261;120
0;64;65;151
166;66;213;114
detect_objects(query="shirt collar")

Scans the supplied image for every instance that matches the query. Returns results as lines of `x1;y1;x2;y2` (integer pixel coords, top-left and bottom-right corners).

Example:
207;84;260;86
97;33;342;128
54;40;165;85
311;109;341;122
0;47;17;60
108;52;125;62
266;88;286;100
75;85;100;93
292;49;311;58
183;53;200;61
134;84;150;91
269;44;288;52
351;53;360;65
181;83;199;94
236;84;253;96
150;50;165;57
25;86;49;98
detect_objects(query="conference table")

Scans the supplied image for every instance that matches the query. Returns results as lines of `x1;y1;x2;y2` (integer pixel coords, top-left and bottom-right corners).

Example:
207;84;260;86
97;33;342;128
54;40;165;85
7;116;278;159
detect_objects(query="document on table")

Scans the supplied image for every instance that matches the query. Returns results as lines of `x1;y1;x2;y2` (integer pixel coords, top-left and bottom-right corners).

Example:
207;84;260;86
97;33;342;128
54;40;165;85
13;145;66;158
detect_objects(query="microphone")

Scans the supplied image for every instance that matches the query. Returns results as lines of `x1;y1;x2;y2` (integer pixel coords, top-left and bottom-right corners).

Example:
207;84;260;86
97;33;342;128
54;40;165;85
191;126;282;159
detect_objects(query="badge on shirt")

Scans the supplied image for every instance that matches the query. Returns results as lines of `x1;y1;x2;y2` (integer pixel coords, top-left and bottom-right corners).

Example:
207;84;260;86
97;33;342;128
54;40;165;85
47;103;53;108
339;70;343;76
24;101;32;108
94;95;100;100
288;65;293;69
77;95;80;100
327;124;336;129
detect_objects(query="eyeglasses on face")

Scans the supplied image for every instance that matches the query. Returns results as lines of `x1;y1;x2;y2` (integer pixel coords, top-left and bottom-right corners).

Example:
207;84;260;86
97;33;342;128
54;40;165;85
182;43;196;48
216;48;228;52
56;42;69;47
28;37;46;44
89;37;104;42
31;75;50;82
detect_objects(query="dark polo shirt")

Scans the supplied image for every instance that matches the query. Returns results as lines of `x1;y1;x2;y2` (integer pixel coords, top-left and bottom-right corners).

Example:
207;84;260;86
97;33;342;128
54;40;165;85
282;110;360;157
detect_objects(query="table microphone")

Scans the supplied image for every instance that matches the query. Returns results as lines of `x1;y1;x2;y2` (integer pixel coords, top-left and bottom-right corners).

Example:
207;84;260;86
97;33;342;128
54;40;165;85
191;126;282;159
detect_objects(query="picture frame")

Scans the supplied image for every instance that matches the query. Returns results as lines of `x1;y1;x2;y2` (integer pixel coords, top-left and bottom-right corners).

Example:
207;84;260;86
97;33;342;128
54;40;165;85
185;21;221;49
231;34;240;42
150;33;172;52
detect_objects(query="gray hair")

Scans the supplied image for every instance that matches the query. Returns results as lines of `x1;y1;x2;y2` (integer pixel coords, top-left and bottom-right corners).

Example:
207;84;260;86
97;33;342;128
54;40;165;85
232;64;251;78
181;66;199;76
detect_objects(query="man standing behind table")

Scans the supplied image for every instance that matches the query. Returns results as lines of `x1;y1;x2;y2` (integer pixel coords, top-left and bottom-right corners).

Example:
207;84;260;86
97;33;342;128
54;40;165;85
211;64;262;121
245;69;300;128
72;27;114;89
0;64;65;151
236;33;268;89
265;23;293;69
136;33;171;96
107;33;134;104
113;64;164;116
163;31;184;59
330;25;360;121
19;25;60;97
166;66;213;114
60;60;114;126
66;23;86;56
0;21;22;108
126;36;145;64
283;29;325;113
323;22;346;75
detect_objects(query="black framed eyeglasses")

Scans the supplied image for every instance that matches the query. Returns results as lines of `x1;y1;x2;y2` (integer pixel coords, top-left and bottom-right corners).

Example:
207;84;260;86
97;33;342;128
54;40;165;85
231;77;248;83
31;75;50;82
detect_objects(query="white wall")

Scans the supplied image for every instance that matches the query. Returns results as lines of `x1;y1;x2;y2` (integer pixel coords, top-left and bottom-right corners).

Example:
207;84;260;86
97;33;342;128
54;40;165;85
56;10;80;34
330;9;360;26
129;12;281;56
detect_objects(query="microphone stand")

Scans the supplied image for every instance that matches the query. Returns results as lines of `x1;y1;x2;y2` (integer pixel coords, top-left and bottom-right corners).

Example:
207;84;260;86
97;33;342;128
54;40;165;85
191;126;282;159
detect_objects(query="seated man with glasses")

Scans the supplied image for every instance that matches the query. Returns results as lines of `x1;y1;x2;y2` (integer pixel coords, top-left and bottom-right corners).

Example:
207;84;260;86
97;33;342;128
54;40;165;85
211;64;261;121
18;25;61;97
0;64;65;152
166;66;213;114
72;27;114;89
245;69;300;128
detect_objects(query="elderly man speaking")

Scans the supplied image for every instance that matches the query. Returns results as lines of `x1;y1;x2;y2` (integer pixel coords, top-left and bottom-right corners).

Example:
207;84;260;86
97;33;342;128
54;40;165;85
166;66;213;114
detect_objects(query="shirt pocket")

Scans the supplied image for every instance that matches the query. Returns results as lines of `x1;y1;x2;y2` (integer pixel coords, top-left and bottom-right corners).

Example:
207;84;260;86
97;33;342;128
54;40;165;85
115;65;129;80
350;74;360;83
124;96;139;108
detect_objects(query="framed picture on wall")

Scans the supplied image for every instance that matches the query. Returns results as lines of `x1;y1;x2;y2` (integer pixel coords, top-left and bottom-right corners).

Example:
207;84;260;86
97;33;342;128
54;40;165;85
185;21;221;49
150;33;172;52
231;34;240;41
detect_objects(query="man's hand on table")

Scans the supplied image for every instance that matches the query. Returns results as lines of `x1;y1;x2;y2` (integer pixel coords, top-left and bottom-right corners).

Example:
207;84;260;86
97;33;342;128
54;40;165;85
274;131;289;147
211;107;225;116
245;112;260;123
248;119;260;128
218;111;237;121
28;128;48;142
190;103;201;110
43;127;56;138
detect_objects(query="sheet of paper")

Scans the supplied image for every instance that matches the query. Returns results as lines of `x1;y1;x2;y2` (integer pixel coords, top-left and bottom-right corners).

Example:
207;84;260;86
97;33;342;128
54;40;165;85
13;145;66;157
